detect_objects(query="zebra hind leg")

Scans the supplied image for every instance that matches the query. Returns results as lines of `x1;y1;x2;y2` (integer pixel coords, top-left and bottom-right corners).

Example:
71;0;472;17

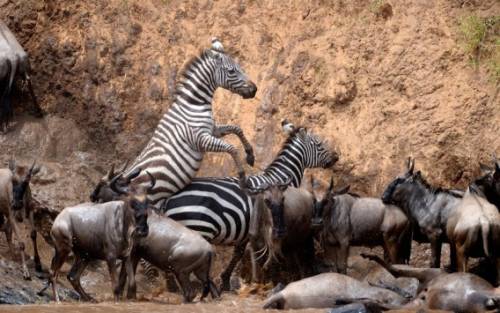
220;240;248;292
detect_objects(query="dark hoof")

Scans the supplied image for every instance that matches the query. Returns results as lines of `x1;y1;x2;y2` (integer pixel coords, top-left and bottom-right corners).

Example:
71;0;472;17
220;278;231;292
246;152;255;167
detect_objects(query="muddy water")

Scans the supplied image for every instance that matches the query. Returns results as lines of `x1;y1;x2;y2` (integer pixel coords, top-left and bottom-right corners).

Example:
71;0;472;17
0;295;322;313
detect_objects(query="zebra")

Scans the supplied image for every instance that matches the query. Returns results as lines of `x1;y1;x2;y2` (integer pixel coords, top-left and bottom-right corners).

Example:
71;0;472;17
161;120;338;290
113;38;257;209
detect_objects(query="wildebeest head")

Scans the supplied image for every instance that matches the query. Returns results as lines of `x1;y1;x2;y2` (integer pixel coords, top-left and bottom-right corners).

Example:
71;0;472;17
207;37;257;99
381;157;417;205
90;161;129;203
476;154;500;200
281;120;339;169
310;176;331;227
315;177;351;223
110;168;155;238
10;160;40;221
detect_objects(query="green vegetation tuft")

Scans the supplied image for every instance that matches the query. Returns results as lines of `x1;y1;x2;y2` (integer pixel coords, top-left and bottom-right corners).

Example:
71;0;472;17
458;15;499;83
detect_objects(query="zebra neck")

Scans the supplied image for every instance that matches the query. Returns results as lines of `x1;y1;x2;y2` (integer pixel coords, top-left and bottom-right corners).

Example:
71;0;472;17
251;139;306;188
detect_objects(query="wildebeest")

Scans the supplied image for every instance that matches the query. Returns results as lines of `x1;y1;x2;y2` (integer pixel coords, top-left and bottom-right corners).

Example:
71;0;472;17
446;186;500;283
315;178;410;274
362;253;500;312
475;154;500;211
262;272;407;310
49;169;154;302
254;184;319;283
116;210;219;302
0;20;42;131
382;157;462;268
0;160;40;280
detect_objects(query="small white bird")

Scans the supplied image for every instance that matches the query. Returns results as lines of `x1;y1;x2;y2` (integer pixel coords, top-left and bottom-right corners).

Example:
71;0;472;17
211;37;224;52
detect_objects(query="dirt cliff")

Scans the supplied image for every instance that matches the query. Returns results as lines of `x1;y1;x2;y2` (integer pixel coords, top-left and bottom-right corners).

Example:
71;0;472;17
0;0;498;302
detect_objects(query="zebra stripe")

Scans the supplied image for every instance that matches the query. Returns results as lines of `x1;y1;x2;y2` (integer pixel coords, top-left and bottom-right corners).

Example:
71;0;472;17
161;126;336;245
122;40;256;208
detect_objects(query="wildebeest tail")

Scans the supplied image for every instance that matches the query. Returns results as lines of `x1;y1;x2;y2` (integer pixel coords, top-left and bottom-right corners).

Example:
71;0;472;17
263;292;285;309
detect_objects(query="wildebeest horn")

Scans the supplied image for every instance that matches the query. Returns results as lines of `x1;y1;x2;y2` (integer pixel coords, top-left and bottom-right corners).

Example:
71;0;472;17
146;171;156;193
106;163;116;180
119;160;130;174
407;157;415;174
26;160;40;179
110;173;128;195
8;159;15;172
327;176;334;193
124;167;141;183
278;176;292;191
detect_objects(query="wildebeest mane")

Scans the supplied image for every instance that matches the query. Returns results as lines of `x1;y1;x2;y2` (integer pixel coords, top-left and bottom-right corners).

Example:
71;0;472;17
414;173;463;198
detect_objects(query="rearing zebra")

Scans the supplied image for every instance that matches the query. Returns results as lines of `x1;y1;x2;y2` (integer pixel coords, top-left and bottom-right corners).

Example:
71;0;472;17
109;38;257;208
161;120;338;290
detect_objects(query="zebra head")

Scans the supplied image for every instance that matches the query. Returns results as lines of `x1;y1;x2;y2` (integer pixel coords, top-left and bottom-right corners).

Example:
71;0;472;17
283;121;338;169
207;37;257;99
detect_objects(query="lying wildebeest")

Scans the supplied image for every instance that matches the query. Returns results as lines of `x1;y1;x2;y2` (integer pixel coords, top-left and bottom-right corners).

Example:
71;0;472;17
475;154;500;211
0;160;40;280
0;20;42;131
316;178;410;274
382;157;462;268
116;210;220;302
446;186;500;284
49;169;154;302
362;253;500;312
262;272;407;310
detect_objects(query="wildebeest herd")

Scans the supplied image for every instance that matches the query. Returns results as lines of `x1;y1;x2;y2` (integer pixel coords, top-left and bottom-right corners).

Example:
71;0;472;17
0;22;499;312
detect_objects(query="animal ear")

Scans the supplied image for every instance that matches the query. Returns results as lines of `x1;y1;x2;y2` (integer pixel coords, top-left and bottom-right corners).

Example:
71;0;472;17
281;119;295;134
106;164;116;180
8;159;15;172
336;185;350;195
26;161;41;180
479;162;493;174
211;37;225;52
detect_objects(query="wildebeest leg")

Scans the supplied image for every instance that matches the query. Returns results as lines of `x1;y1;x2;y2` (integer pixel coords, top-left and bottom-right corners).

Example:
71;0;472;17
50;247;70;302
429;234;442;268
194;253;220;300
323;243;339;272
336;244;349;275
9;212;30;280
125;255;139;300
23;71;42;118
175;271;195;303
456;243;468;272
67;255;93;302
448;242;457;272
28;210;42;273
220;240;248;291
106;257;120;302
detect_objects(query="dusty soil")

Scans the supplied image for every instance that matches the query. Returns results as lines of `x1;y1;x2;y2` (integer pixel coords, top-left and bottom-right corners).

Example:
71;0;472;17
0;0;499;311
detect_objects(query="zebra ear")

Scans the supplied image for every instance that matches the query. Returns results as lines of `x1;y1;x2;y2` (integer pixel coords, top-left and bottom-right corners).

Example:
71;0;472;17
211;37;225;52
281;119;295;135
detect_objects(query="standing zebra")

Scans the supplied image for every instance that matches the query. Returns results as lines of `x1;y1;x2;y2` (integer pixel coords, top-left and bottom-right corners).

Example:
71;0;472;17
161;120;338;290
116;38;257;208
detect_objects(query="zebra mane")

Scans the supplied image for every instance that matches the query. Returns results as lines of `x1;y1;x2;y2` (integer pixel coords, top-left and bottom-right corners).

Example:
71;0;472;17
280;126;307;148
178;49;210;80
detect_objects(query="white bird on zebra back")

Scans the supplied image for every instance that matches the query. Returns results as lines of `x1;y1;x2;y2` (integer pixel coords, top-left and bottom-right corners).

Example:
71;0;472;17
91;38;258;209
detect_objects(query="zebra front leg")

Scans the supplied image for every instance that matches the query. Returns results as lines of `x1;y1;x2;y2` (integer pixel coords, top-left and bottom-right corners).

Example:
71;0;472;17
197;133;248;187
214;125;255;166
220;240;248;291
